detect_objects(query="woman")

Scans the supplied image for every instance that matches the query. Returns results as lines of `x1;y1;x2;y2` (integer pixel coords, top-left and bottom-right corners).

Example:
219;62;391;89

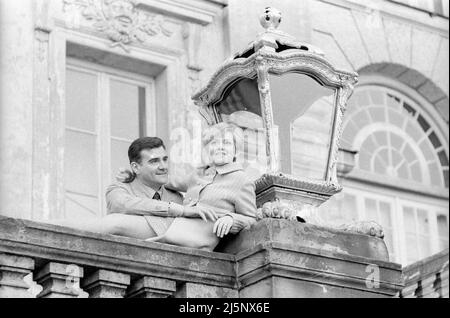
120;122;257;251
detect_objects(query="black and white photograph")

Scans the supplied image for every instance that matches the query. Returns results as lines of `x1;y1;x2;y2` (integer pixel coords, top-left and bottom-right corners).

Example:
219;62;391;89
0;0;448;302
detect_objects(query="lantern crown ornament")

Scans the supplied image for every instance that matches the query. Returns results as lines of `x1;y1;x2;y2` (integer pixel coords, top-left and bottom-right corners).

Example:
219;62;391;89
192;8;358;214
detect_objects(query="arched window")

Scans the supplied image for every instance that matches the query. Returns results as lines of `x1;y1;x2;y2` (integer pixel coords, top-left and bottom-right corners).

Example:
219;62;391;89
342;85;448;189
321;81;449;266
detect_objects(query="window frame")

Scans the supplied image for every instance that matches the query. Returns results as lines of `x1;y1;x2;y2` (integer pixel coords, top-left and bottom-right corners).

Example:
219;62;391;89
341;183;448;265
65;58;156;217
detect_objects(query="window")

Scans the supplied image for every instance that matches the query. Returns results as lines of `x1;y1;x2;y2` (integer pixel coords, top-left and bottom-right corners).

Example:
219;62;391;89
342;86;448;189
324;187;448;264
324;84;449;265
64;59;154;219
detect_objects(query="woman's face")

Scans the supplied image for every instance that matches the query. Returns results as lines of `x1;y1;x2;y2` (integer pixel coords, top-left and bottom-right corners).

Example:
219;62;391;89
208;131;235;166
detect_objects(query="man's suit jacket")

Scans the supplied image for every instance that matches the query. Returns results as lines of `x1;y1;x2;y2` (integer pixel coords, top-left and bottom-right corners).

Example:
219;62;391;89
106;179;183;236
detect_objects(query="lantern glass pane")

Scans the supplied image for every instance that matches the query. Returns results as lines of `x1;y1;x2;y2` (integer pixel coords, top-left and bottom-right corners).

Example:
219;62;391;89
268;72;336;180
214;78;268;179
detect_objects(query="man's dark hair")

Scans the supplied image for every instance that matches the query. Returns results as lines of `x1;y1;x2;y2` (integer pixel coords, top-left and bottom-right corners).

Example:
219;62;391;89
128;137;166;164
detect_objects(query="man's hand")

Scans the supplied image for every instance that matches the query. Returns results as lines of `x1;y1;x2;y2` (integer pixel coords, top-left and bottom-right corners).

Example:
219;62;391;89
213;215;233;238
183;206;218;222
116;168;134;183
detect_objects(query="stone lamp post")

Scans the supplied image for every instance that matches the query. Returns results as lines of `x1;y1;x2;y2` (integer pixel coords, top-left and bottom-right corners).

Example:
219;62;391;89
192;7;358;217
192;8;403;298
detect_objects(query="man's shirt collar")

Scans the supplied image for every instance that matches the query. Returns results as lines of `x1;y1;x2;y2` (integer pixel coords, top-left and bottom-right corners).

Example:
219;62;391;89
131;178;163;198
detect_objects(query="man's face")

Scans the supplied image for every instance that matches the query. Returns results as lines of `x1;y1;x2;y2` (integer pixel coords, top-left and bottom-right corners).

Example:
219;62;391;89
132;147;169;188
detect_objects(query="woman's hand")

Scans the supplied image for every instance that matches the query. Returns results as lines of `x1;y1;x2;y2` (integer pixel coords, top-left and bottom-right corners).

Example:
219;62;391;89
213;215;233;238
116;168;133;183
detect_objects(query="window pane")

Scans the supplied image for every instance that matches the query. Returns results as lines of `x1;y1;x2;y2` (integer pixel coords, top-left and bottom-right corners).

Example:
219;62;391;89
386;93;401;109
406;233;419;264
437;213;449;250
379;202;392;227
342;193;358;221
374;156;386;175
66;68;97;131
111;139;132;184
391;149;403;168
416;209;430;234
388;109;405;127
403;206;415;232
437;214;449;239
418;235;431;259
397;161;409;179
365;198;378;221
373;131;388;147
368;106;385;122
440;239;449;250
402;143;417;164
405;121;423;142
64;130;98;197
410;161;423;183
110;79;142;140
390;133;404;152
429;162;442;187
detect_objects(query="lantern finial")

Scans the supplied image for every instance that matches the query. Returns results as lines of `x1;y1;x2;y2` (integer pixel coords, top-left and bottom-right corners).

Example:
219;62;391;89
259;7;282;31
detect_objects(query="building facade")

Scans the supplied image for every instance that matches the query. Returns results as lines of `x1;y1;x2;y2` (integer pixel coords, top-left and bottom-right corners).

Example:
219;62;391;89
0;0;448;297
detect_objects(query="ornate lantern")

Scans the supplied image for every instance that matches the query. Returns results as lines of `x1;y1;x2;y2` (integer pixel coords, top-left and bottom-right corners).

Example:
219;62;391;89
192;7;358;213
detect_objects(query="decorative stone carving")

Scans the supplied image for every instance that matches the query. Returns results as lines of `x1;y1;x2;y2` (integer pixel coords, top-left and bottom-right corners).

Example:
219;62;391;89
63;0;173;51
256;200;385;238
337;221;385;239
256;200;298;221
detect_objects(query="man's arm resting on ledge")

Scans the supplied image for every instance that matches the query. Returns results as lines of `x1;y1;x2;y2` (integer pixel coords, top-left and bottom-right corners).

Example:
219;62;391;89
106;184;184;217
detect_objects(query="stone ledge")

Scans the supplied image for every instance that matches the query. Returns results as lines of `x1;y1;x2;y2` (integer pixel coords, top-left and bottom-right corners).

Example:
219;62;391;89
0;216;406;298
0;216;236;289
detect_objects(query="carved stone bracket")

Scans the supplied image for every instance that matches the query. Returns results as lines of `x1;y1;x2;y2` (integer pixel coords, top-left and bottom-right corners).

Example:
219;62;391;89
63;0;173;51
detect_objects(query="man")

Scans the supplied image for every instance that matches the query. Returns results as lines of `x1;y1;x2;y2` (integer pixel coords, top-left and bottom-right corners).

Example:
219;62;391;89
103;136;217;239
50;137;216;240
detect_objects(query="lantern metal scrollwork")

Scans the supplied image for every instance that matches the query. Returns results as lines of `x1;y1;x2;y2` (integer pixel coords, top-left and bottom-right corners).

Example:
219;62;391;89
193;7;358;213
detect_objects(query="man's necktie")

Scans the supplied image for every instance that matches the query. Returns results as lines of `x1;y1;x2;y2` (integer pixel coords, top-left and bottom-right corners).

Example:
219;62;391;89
152;192;161;200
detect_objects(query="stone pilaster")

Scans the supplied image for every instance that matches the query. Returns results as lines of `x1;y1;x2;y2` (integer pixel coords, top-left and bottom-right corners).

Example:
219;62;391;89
82;269;130;298
0;253;35;298
34;262;84;298
127;276;176;298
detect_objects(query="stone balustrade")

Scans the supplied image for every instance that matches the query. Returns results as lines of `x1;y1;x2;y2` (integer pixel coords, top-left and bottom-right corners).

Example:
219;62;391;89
399;249;449;298
0;216;405;298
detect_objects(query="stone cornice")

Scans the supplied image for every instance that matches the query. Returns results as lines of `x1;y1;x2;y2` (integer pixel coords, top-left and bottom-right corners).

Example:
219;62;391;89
137;0;226;25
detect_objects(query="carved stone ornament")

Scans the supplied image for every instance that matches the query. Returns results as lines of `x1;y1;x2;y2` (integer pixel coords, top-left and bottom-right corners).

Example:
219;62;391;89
63;0;173;50
256;200;385;239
